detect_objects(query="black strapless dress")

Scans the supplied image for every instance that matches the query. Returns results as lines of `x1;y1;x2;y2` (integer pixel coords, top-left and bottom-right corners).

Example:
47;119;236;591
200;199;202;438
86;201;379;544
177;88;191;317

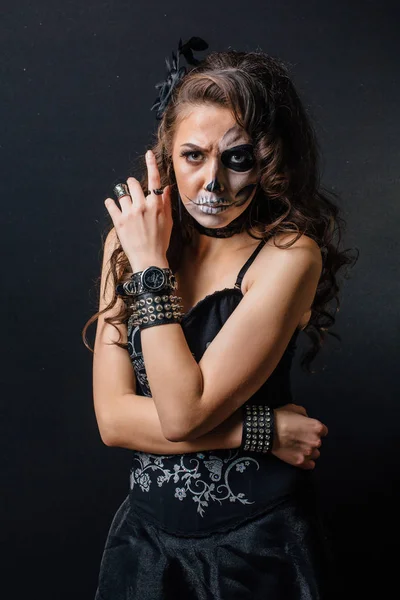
95;240;334;599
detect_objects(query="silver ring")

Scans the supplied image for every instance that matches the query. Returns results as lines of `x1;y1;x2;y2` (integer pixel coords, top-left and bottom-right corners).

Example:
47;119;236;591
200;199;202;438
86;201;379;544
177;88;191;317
113;183;131;199
152;188;164;196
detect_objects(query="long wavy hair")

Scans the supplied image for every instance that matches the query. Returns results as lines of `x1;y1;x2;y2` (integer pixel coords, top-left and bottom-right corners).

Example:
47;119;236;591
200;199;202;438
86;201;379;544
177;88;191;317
82;48;358;373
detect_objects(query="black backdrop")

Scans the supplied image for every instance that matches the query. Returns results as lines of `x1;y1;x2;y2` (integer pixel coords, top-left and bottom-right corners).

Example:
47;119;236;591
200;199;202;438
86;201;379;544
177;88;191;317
2;1;399;598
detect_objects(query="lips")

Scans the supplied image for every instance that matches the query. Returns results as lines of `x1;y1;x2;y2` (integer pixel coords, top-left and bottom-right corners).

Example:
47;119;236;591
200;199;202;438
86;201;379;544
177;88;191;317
199;203;231;207
198;204;230;214
194;199;231;206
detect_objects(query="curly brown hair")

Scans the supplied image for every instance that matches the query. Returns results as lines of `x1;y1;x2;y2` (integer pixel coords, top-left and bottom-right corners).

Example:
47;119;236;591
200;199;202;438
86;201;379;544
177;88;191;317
82;48;358;373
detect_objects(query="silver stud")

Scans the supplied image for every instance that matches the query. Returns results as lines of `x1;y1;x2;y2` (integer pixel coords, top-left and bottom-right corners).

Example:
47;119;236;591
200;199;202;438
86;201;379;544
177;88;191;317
149;314;156;322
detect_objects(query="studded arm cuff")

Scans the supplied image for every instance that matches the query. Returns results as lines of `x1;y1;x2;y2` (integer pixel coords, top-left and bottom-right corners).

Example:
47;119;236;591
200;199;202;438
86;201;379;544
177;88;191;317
241;403;275;453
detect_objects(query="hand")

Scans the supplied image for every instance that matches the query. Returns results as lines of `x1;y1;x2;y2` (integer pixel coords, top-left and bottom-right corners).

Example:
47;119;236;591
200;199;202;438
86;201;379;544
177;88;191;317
104;150;173;271
271;403;328;470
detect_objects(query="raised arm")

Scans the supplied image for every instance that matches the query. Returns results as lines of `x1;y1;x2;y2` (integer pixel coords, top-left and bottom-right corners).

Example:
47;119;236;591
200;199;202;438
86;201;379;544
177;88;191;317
92;227;243;453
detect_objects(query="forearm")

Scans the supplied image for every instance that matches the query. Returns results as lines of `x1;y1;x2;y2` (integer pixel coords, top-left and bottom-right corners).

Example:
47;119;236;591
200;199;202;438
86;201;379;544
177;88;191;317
140;322;203;439
105;392;243;454
129;255;203;440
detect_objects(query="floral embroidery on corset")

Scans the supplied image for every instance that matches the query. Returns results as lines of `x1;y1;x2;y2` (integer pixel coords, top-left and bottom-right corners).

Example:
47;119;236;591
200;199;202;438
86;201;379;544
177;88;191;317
129;450;260;517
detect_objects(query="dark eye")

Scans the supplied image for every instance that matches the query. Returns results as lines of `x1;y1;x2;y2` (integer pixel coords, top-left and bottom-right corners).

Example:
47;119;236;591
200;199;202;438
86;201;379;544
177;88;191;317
223;149;255;172
231;153;247;163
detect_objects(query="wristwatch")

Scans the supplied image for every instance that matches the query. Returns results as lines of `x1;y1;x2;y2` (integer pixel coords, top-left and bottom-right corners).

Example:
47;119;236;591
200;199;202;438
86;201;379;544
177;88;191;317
116;266;178;297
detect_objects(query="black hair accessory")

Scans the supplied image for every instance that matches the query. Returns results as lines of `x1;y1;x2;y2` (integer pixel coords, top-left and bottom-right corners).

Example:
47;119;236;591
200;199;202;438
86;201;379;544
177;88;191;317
150;36;209;120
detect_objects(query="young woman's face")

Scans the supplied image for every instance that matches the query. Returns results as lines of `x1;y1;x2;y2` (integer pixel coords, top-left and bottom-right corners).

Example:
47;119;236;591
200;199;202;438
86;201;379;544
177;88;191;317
171;104;260;227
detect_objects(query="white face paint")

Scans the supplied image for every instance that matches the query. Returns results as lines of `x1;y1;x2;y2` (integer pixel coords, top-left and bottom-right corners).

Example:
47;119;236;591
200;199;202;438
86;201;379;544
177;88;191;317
171;105;260;226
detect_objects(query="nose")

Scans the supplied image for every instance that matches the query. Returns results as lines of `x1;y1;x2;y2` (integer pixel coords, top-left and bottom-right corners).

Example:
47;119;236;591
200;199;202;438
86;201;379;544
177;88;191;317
205;179;225;193
203;157;226;193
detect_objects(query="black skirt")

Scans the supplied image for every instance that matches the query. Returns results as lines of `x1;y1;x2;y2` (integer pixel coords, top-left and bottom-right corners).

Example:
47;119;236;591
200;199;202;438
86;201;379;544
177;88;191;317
94;492;335;600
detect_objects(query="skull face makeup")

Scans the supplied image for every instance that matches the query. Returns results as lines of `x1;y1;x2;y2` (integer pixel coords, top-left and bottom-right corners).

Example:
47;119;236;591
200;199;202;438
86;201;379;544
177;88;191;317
171;105;260;231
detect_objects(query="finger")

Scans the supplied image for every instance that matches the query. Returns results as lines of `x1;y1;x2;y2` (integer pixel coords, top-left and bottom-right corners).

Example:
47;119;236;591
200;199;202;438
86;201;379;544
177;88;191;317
127;177;146;209
310;448;321;460
304;460;315;470
319;423;329;437
112;182;132;213
146;150;162;196
162;184;172;211
104;197;121;221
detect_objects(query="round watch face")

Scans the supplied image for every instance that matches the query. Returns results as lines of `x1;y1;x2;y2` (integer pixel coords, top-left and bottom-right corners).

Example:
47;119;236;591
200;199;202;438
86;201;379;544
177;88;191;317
142;267;166;291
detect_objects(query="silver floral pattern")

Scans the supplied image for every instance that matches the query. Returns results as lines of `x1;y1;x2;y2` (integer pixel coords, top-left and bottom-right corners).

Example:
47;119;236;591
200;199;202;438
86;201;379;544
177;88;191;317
129;449;260;517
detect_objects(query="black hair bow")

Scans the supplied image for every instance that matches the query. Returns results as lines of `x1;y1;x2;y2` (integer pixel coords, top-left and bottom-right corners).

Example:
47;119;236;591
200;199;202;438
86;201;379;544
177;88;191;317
150;36;209;120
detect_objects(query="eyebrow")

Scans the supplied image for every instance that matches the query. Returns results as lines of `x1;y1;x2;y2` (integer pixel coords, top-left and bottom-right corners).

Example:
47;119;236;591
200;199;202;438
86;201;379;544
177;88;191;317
180;126;250;150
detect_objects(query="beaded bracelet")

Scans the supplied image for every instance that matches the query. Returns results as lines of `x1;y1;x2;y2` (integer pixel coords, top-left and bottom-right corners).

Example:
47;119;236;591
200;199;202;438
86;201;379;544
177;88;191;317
241;403;275;453
130;289;185;331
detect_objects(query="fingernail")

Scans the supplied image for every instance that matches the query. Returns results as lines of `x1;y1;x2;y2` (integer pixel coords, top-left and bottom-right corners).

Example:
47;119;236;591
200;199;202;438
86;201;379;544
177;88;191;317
146;150;152;159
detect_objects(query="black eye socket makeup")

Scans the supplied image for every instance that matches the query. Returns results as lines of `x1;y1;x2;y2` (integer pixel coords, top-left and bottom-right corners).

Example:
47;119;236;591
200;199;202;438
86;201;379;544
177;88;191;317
179;143;256;173
221;144;255;172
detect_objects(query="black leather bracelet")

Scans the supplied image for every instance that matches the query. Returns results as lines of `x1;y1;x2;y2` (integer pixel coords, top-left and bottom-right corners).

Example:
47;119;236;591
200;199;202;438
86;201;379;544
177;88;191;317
241;403;275;453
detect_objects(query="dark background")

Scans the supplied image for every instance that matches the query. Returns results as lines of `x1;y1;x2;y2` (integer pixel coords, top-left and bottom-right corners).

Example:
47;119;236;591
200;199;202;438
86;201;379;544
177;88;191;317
2;1;399;597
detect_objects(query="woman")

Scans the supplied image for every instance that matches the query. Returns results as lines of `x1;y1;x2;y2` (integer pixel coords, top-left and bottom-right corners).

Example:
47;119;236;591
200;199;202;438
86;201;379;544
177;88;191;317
83;37;356;599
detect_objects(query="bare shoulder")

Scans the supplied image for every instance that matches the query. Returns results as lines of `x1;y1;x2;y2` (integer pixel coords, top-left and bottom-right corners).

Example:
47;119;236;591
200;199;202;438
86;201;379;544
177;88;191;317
265;231;321;255
255;231;322;276
246;233;322;289
243;232;322;320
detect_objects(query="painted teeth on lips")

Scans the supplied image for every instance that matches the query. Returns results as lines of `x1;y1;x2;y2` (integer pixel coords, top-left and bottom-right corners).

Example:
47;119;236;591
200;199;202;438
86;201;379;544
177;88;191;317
197;200;230;206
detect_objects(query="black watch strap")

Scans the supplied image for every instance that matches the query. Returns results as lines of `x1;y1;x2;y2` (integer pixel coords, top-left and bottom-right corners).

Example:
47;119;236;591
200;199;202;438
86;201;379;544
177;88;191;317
116;267;177;297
